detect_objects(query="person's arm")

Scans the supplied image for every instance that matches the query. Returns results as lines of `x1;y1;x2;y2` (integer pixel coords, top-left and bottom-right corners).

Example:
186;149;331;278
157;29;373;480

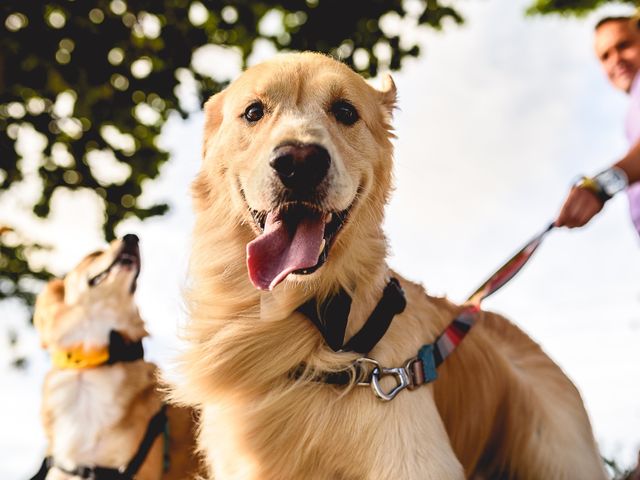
555;141;639;228
614;139;640;184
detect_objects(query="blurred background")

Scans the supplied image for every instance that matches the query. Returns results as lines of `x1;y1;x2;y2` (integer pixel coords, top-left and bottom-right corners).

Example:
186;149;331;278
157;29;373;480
1;0;639;478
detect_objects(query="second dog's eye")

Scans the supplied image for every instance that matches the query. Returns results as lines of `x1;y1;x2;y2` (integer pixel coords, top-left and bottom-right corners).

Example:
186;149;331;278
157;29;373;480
244;102;264;123
331;100;359;126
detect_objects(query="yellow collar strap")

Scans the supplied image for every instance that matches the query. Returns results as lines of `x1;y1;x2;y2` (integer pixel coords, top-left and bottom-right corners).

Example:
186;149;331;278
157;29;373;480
50;331;145;370
52;344;110;370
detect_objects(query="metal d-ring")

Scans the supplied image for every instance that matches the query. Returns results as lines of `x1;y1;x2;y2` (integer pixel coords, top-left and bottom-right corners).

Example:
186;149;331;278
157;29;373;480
370;365;411;401
354;357;380;386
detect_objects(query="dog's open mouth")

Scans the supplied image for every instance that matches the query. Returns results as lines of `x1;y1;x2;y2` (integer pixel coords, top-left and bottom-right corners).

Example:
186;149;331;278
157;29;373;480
246;203;351;290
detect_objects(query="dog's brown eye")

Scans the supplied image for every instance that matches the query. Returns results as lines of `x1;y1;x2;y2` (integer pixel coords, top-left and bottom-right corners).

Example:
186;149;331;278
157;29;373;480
331;100;359;126
244;102;264;123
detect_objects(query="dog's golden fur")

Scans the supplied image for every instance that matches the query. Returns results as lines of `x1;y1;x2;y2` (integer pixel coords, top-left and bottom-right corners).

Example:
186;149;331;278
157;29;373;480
34;238;203;479
175;52;607;479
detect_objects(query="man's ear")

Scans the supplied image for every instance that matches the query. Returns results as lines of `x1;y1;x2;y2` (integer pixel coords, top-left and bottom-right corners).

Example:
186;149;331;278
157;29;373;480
202;91;226;160
378;74;397;118
33;279;65;349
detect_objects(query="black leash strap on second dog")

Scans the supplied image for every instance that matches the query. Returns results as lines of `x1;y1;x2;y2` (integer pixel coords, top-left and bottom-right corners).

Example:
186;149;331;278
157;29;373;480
28;457;49;480
29;406;168;480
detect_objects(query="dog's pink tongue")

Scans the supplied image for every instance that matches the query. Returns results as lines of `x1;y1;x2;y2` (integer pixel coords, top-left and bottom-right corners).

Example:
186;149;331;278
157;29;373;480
247;212;325;290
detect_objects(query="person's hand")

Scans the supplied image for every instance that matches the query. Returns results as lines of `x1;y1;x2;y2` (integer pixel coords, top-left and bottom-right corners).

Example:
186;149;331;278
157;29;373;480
554;186;604;228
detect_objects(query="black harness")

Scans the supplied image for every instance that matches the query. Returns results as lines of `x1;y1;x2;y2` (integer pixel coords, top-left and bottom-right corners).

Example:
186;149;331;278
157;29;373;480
31;406;168;480
30;332;170;480
297;277;406;354
295;277;406;384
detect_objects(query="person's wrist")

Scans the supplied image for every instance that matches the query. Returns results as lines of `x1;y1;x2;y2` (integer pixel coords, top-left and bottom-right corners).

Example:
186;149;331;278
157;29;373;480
594;166;628;197
575;176;609;204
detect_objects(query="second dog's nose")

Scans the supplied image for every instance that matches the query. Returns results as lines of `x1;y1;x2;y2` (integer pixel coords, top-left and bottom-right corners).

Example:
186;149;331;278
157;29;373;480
123;234;139;245
269;143;330;191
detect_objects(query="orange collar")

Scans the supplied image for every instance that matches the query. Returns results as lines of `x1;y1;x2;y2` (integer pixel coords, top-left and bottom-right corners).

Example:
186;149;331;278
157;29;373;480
51;344;109;370
50;331;144;370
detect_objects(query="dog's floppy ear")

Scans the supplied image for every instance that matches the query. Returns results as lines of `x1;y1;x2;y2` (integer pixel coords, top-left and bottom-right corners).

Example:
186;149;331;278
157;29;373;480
379;74;397;117
33;278;65;349
202;91;226;160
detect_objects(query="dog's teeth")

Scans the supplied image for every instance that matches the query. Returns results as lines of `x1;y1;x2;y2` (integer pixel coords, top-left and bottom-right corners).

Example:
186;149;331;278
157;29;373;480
318;239;326;256
324;213;332;224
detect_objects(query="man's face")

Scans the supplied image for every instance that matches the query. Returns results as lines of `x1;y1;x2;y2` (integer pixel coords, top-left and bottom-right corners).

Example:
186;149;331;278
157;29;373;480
595;20;640;93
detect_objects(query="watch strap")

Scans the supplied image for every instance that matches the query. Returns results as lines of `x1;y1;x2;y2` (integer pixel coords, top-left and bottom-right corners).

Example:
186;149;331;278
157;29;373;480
575;176;611;204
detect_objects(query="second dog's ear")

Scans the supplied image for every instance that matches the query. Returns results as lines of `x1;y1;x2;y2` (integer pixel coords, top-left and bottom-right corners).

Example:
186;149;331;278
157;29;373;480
33;279;65;349
379;74;397;117
202;91;226;160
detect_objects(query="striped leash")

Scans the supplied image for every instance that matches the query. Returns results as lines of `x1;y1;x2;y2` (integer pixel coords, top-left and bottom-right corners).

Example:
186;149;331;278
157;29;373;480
356;223;556;401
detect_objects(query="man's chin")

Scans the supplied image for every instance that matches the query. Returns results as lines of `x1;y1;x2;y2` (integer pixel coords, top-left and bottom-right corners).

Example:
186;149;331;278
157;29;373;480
613;72;636;93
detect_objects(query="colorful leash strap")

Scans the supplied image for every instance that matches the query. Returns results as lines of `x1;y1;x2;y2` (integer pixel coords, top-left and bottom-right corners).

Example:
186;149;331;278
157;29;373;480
431;222;555;366
359;222;556;401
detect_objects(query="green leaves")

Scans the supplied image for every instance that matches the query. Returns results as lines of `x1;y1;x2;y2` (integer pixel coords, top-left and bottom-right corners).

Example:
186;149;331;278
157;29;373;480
0;0;466;313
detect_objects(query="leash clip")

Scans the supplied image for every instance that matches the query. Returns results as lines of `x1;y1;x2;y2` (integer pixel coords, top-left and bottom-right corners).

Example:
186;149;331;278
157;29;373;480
370;365;411;401
353;357;417;401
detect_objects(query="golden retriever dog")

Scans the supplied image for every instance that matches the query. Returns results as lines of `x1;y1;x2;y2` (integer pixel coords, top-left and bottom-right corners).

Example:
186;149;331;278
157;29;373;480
175;52;607;479
32;235;203;480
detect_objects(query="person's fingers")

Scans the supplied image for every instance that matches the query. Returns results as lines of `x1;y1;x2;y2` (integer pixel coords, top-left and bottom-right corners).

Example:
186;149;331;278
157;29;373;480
570;199;595;227
555;187;603;228
555;188;580;227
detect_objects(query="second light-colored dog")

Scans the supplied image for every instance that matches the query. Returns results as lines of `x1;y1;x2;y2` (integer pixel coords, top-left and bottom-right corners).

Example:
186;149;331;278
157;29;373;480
34;235;203;480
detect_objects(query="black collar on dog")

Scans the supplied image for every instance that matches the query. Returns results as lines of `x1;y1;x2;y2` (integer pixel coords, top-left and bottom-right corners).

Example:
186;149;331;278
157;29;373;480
30;405;169;480
296;277;406;354
106;330;144;365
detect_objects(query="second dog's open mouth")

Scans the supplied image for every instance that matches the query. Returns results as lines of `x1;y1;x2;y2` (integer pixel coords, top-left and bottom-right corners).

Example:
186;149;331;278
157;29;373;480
246;203;351;290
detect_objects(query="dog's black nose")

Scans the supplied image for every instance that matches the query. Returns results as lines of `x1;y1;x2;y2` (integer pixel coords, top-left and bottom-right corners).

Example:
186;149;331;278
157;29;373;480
269;143;330;192
123;234;139;245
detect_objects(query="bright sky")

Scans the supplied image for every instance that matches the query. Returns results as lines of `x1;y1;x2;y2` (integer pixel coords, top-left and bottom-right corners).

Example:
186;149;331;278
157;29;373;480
2;0;640;477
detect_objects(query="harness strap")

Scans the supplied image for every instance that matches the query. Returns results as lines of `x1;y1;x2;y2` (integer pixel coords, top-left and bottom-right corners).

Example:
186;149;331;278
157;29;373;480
297;288;352;351
53;461;128;480
342;277;406;354
296;277;406;353
28;457;49;480
31;406;168;480
122;405;168;477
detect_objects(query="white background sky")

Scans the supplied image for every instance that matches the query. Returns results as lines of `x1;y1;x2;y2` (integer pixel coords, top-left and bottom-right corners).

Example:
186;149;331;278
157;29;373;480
2;0;640;477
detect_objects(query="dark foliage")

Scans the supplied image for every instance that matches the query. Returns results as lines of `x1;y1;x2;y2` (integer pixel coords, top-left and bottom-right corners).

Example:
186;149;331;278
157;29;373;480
0;0;464;312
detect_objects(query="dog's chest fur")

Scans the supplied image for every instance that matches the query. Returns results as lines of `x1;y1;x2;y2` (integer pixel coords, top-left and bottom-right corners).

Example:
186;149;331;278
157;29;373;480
46;365;141;469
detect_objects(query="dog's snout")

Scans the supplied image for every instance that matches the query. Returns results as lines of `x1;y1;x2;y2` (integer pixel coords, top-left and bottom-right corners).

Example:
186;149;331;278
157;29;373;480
123;234;139;245
269;143;330;191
